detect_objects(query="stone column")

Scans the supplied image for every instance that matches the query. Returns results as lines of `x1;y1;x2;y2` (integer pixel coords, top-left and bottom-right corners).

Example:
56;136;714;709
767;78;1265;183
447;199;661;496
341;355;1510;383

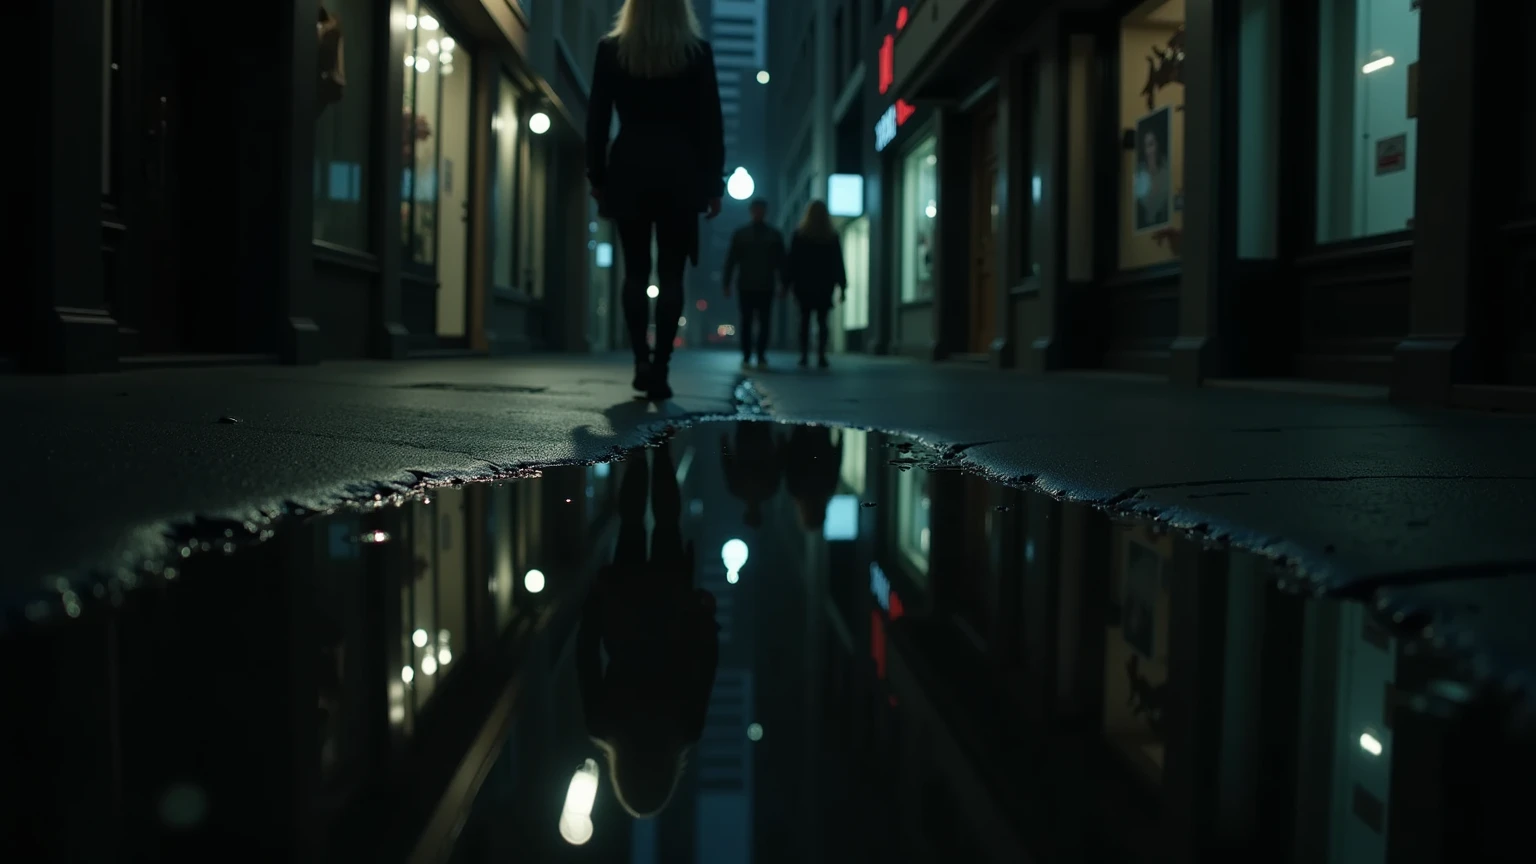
27;0;118;373
1169;0;1232;384
1390;0;1490;403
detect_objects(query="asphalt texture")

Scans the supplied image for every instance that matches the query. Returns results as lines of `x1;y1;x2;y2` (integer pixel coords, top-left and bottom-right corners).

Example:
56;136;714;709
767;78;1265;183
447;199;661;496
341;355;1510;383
5;352;1535;652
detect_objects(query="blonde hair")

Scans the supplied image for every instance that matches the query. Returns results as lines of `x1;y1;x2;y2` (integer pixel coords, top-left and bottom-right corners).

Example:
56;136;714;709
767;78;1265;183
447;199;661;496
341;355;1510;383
609;0;703;79
797;200;837;242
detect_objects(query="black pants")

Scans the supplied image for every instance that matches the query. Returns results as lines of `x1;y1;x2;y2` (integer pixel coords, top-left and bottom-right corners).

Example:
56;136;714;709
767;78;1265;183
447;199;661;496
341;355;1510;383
798;306;830;359
738;292;772;361
616;216;690;365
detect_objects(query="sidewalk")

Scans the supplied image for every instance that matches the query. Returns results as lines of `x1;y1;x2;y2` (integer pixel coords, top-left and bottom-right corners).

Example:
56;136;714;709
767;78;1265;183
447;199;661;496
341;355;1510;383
6;350;1535;597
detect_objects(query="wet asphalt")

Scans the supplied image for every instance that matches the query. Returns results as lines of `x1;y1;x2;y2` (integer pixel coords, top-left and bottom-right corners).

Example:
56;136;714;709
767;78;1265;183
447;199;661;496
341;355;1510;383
4;351;1534;595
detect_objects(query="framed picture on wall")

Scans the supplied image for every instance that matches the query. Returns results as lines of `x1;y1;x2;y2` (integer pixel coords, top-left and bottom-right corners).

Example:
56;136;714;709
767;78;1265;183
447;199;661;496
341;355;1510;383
1132;105;1173;234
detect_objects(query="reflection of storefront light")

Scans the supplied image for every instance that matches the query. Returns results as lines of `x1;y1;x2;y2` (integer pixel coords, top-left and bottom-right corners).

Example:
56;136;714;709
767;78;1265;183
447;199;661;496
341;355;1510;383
529;111;551;134
919;527;930;553
412;628;429;648
524;569;546;593
440;36;455;51
419;14;439;30
415;56;430;73
1359;730;1383;756
756;70;770;84
405;13;417;29
421;655;438;676
401;665;415;684
924;200;936;219
559;759;601;846
721;538;749;579
747;723;764;741
595;242;613;268
646;284;660;298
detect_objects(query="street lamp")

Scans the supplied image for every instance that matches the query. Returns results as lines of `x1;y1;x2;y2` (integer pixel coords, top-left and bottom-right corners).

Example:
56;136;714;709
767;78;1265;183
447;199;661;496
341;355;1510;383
726;168;755;201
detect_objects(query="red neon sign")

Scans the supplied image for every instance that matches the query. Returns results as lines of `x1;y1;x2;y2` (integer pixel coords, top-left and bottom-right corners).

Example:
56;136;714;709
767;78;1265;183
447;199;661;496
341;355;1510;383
895;99;915;126
878;34;894;94
896;6;909;30
871;610;887;679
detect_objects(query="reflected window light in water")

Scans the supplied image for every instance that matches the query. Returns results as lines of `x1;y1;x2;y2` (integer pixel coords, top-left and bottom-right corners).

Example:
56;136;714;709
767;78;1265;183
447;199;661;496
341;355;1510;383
412;628;429;648
747;723;763;741
824;494;859;541
524;569;546;593
401;665;415;685
593;461;611;479
646;284;660;299
689;499;704;517
421;655;438;676
559;759;601;845
1360;730;1384;757
1025;537;1036;564
721;538;748;582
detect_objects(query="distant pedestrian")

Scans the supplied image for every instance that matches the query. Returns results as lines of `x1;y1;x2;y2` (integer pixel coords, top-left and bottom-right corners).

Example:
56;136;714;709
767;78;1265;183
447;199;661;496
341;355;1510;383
722;199;785;369
587;0;726;401
784;200;846;369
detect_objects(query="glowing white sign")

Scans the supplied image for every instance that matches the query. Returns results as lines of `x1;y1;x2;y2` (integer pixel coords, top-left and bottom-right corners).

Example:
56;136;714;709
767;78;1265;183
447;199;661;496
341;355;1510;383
827;175;864;218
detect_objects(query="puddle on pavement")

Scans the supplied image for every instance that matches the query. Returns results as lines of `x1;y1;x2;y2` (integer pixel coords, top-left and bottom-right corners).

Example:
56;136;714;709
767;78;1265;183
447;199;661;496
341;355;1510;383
3;421;1508;862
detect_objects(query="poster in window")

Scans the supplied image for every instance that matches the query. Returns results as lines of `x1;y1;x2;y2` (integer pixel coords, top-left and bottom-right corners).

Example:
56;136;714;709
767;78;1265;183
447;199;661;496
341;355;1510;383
1121;540;1161;659
1132;105;1173;234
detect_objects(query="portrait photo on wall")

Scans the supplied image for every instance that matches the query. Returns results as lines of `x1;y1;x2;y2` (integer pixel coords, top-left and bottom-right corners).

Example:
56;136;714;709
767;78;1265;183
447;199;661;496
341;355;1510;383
1132;105;1173;234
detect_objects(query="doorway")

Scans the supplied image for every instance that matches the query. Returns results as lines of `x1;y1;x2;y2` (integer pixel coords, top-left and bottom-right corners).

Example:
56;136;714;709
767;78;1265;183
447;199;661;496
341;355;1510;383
401;2;474;344
967;99;999;354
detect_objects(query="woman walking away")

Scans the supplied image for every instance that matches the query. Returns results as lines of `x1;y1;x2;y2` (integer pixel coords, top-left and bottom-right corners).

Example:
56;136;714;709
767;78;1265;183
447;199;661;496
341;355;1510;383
587;0;725;401
784;200;846;369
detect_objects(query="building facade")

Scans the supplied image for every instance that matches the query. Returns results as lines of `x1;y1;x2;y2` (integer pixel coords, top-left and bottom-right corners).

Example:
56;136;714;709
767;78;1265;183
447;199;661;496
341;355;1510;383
769;0;1534;411
14;0;620;374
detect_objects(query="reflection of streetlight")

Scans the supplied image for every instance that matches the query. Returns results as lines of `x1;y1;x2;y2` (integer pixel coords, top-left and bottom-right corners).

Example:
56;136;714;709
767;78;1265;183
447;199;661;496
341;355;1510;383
727;167;755;201
721;538;748;581
559;759;600;845
646;284;660;299
756;70;770;84
524;569;546;593
529;111;551;134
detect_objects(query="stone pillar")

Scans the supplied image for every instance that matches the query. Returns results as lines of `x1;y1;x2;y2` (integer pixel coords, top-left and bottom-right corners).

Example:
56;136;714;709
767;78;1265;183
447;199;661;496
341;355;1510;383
1169;0;1232;384
26;0;118;373
374;0;411;358
1390;0;1490;403
277;0;321;364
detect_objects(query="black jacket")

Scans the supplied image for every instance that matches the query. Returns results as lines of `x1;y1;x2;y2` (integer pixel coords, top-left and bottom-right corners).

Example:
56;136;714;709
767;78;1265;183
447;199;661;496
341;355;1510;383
723;223;786;294
785;232;847;309
586;38;726;225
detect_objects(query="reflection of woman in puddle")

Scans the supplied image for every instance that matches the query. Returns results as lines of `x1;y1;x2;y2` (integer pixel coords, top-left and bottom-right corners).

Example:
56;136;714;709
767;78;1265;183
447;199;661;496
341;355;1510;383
1135;124;1170;230
721;422;783;527
782;426;842;532
578;440;720;818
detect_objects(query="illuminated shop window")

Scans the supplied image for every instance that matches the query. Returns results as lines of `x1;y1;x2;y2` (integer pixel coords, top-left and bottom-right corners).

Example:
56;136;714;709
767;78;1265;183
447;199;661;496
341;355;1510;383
1118;0;1186;269
1316;0;1420;242
900;135;939;301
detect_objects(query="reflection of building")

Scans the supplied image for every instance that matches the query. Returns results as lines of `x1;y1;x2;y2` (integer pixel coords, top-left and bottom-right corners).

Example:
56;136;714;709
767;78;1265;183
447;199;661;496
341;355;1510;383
765;0;1533;411
14;0;620;373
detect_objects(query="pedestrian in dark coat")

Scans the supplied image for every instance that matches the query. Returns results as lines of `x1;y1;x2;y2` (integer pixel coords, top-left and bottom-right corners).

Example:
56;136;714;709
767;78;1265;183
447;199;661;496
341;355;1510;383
784;200;847;368
587;0;726;401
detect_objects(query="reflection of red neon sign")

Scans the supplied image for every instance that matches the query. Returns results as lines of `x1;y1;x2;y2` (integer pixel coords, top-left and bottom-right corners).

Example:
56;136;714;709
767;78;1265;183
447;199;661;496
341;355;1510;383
896;6;909;29
878;34;894;94
895;100;915;126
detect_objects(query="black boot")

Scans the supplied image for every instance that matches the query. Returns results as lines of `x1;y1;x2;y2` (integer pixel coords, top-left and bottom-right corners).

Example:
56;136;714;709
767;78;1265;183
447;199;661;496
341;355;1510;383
647;360;673;401
632;355;652;392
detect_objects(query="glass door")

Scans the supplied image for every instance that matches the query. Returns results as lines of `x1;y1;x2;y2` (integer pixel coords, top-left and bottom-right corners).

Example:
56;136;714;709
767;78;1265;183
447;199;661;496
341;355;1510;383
402;2;473;340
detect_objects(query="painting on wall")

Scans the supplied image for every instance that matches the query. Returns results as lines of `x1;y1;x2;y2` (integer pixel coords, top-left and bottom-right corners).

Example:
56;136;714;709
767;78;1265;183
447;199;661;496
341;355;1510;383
1132;105;1173;234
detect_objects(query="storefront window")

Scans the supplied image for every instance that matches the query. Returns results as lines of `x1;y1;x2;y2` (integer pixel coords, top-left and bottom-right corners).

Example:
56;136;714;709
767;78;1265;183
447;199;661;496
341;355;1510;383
1119;0;1186;269
900;136;938;302
1102;526;1172;784
314;0;374;250
492;76;520;289
895;468;930;586
102;0;114;196
841;216;871;330
401;1;459;267
1316;0;1420;242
